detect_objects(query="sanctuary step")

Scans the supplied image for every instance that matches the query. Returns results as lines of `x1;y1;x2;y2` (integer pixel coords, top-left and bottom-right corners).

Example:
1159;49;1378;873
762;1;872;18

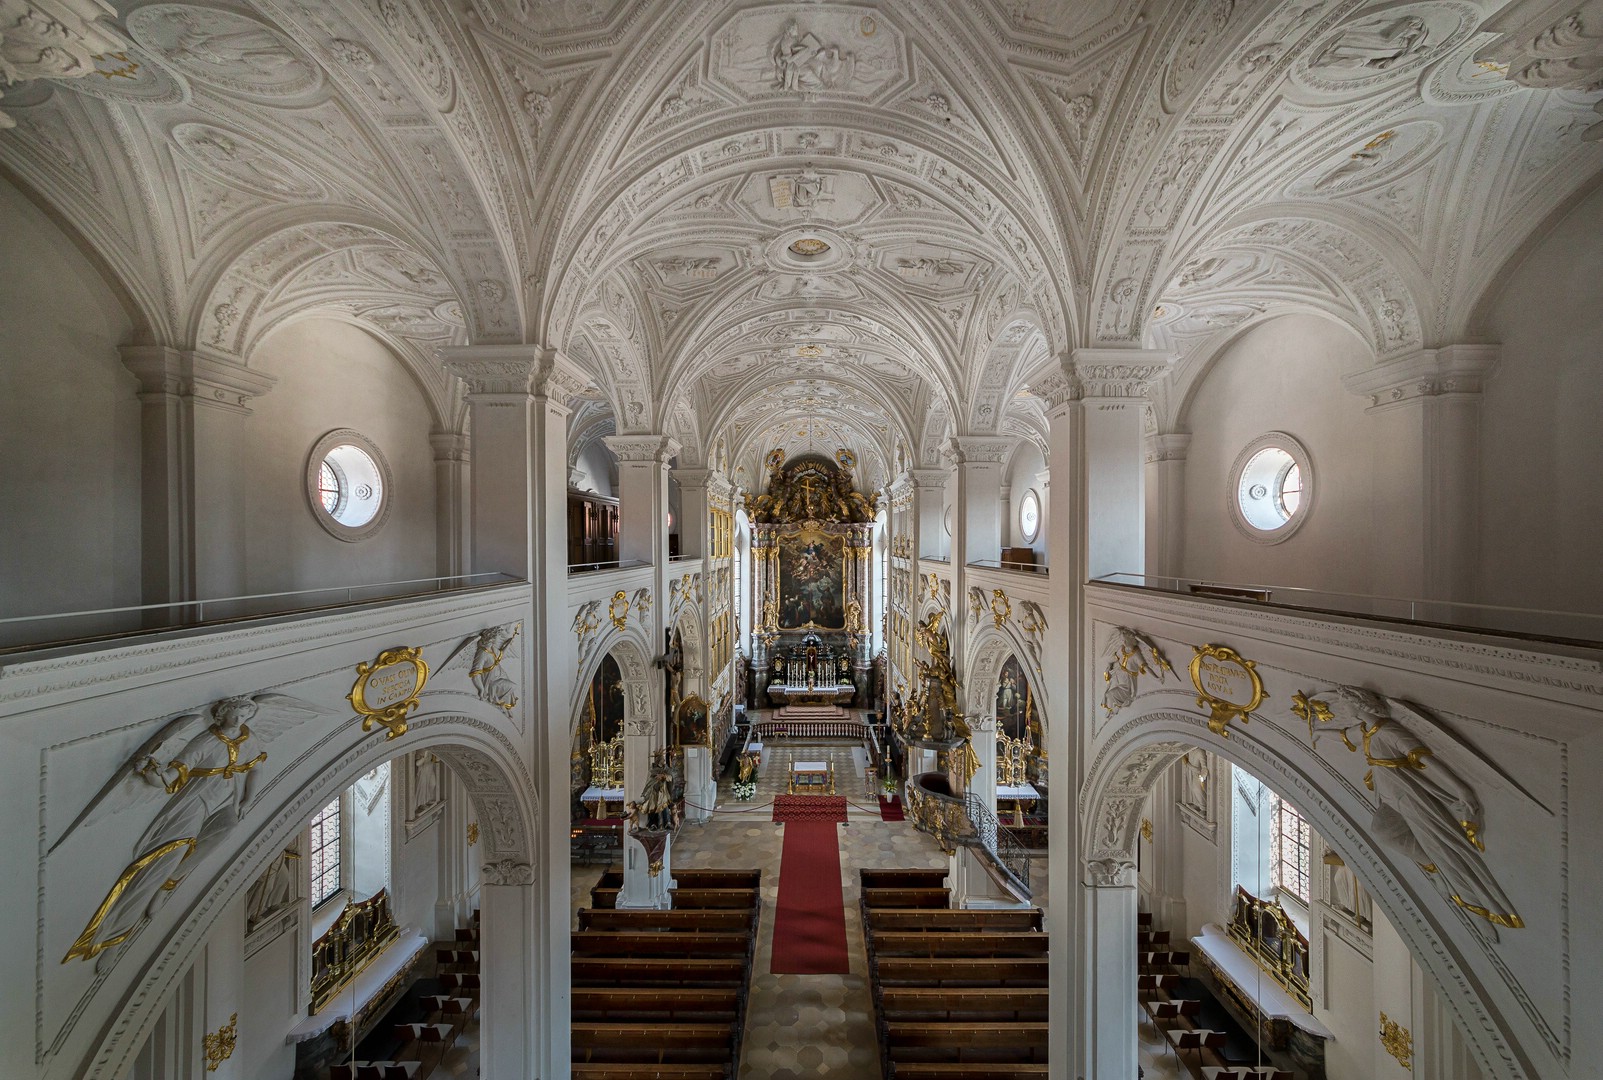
773;704;849;720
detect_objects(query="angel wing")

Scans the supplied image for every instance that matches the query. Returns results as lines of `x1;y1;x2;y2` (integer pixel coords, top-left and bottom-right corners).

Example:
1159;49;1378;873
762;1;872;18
48;709;207;854
1386;696;1553;818
438;633;482;677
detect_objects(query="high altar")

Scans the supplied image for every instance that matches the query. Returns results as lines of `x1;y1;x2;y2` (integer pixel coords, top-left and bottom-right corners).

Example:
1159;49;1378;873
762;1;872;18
747;450;876;708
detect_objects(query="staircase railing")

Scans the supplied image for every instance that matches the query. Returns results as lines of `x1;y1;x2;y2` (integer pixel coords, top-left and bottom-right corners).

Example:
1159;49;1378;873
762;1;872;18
963;791;1031;897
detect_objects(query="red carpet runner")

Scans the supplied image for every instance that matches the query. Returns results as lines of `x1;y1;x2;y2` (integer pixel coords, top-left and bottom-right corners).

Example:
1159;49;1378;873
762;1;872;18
769;814;850;974
771;794;847;823
878;795;905;821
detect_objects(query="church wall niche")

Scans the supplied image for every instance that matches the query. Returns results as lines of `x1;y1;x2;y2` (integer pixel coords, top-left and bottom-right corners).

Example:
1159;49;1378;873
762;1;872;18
244;316;438;596
1479;179;1603;616
1178;313;1383;595
0;176;141;637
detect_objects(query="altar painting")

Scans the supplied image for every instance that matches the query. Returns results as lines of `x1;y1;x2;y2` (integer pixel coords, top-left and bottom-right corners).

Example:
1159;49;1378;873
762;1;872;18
996;655;1039;745
777;531;846;629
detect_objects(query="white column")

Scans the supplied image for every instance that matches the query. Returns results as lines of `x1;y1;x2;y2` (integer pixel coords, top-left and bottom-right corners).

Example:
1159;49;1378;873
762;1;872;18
442;344;585;1077
1082;859;1140;1080
1033;348;1170;1077
606;435;679;570
675;468;709;560
478;866;535;1078
910;468;946;560
121;347;275;605
969;712;998;828
1343;345;1499;602
947;437;1011;566
1143;433;1191;580
430;431;470;578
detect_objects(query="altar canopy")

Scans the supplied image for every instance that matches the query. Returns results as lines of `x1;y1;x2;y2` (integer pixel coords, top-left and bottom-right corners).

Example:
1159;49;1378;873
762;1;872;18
748;452;876;708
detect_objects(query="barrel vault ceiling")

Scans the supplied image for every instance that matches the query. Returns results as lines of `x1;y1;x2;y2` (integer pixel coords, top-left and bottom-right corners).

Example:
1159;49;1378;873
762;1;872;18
3;0;1599;490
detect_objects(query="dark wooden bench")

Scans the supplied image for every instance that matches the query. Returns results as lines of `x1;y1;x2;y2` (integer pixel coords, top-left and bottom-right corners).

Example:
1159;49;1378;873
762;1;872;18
873;957;1049;987
571;930;752;957
862;886;950;909
878;987;1048;1022
571;957;748;987
572;987;741;1024
890;1065;1049;1079
886;1021;1049;1063
860;868;949;889
579;908;754;933
572;1022;735;1063
670;868;761;889
571;1065;729;1080
669;887;761;909
868;931;1049;958
866;908;1043;933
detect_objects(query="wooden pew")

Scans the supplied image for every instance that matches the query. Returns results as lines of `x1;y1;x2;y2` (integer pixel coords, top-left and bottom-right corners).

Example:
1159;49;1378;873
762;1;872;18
873;957;1049;987
579;908;755;933
890;1066;1049;1079
878;987;1048;1023
572;987;741;1024
860;868;949;889
866;908;1043;933
669;869;761;889
572;1022;735;1064
668;887;761;909
571;956;748;987
868;931;1049;958
885;1021;1049;1064
570;1067;729;1080
571;930;753;958
862;886;950;909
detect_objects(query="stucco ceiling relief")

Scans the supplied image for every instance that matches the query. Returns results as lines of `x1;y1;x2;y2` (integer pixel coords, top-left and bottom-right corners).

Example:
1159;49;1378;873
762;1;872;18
126;4;322;103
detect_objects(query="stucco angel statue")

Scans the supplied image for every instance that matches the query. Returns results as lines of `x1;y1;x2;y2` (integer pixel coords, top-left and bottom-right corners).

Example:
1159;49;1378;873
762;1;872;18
54;693;324;969
1293;684;1539;940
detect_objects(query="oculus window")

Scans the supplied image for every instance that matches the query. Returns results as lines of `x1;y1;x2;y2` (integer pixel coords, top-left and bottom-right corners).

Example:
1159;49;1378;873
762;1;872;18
306;429;393;541
1229;432;1313;543
1018;488;1041;544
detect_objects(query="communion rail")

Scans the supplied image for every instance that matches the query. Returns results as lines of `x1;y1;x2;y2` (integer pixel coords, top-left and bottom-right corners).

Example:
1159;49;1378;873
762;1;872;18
753;718;870;742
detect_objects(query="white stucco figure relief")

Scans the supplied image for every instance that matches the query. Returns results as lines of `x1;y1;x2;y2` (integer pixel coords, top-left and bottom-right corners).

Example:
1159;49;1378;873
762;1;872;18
245;846;301;930
770;21;852;91
1312;15;1430;71
1099;627;1174;717
55;693;324;969
412;749;444;816
1295;685;1535;939
444;623;521;714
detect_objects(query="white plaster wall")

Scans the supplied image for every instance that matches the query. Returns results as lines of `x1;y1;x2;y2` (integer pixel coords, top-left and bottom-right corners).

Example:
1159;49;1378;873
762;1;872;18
1004;441;1047;561
1479;182;1603;615
392;801;445;935
571;439;615;498
1178;314;1381;594
242;318;436;595
0;177;140;624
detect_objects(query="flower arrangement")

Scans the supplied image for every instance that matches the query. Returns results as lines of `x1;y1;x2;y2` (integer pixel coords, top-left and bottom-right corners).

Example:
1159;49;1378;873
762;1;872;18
733;778;757;801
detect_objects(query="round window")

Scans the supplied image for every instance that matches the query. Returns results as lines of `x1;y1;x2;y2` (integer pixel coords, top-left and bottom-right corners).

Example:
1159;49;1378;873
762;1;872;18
1018;488;1041;544
306;430;393;541
1229;433;1312;544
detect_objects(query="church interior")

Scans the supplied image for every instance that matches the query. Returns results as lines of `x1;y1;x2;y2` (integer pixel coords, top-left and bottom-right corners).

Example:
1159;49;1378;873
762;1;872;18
1;1;1600;1078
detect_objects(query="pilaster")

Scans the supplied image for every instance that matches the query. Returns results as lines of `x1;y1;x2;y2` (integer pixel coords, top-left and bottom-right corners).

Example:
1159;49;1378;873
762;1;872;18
120;346;276;604
674;468;710;560
1143;433;1192;580
1342;345;1500;600
430;432;470;578
1081;859;1140;1079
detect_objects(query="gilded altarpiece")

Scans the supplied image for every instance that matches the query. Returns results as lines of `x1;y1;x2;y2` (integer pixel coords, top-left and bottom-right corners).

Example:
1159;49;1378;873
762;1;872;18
748;454;876;707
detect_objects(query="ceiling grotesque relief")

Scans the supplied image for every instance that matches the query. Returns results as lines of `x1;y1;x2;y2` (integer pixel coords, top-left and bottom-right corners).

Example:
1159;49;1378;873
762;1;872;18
0;0;1598;460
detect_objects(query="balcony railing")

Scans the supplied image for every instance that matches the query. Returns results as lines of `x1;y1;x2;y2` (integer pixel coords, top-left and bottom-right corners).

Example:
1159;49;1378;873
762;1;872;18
0;573;524;653
1094;572;1603;647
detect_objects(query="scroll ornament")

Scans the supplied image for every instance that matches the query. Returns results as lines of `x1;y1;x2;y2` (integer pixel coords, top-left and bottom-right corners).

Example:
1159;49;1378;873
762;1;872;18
1293;685;1529;935
349;646;429;739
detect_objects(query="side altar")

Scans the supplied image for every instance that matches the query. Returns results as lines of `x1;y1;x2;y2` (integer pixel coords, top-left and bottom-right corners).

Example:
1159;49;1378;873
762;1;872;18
747;450;876;709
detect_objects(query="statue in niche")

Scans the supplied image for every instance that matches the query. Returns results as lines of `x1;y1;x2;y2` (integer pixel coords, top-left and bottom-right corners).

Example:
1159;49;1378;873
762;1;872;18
1179;750;1209;811
1326;851;1373;930
1311;15;1431;71
57;694;324;968
245;847;301;930
412;750;444;816
1295;685;1532;938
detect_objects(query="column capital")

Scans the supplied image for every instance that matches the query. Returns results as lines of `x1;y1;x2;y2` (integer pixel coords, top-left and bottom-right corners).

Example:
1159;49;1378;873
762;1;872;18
1143;433;1192;464
430;431;470;463
441;344;591;400
909;468;948;491
605;434;681;464
943;436;1012;466
120;345;276;412
1027;349;1175;410
673;468;711;491
1342;344;1501;411
1083;857;1137;888
480;859;535;886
